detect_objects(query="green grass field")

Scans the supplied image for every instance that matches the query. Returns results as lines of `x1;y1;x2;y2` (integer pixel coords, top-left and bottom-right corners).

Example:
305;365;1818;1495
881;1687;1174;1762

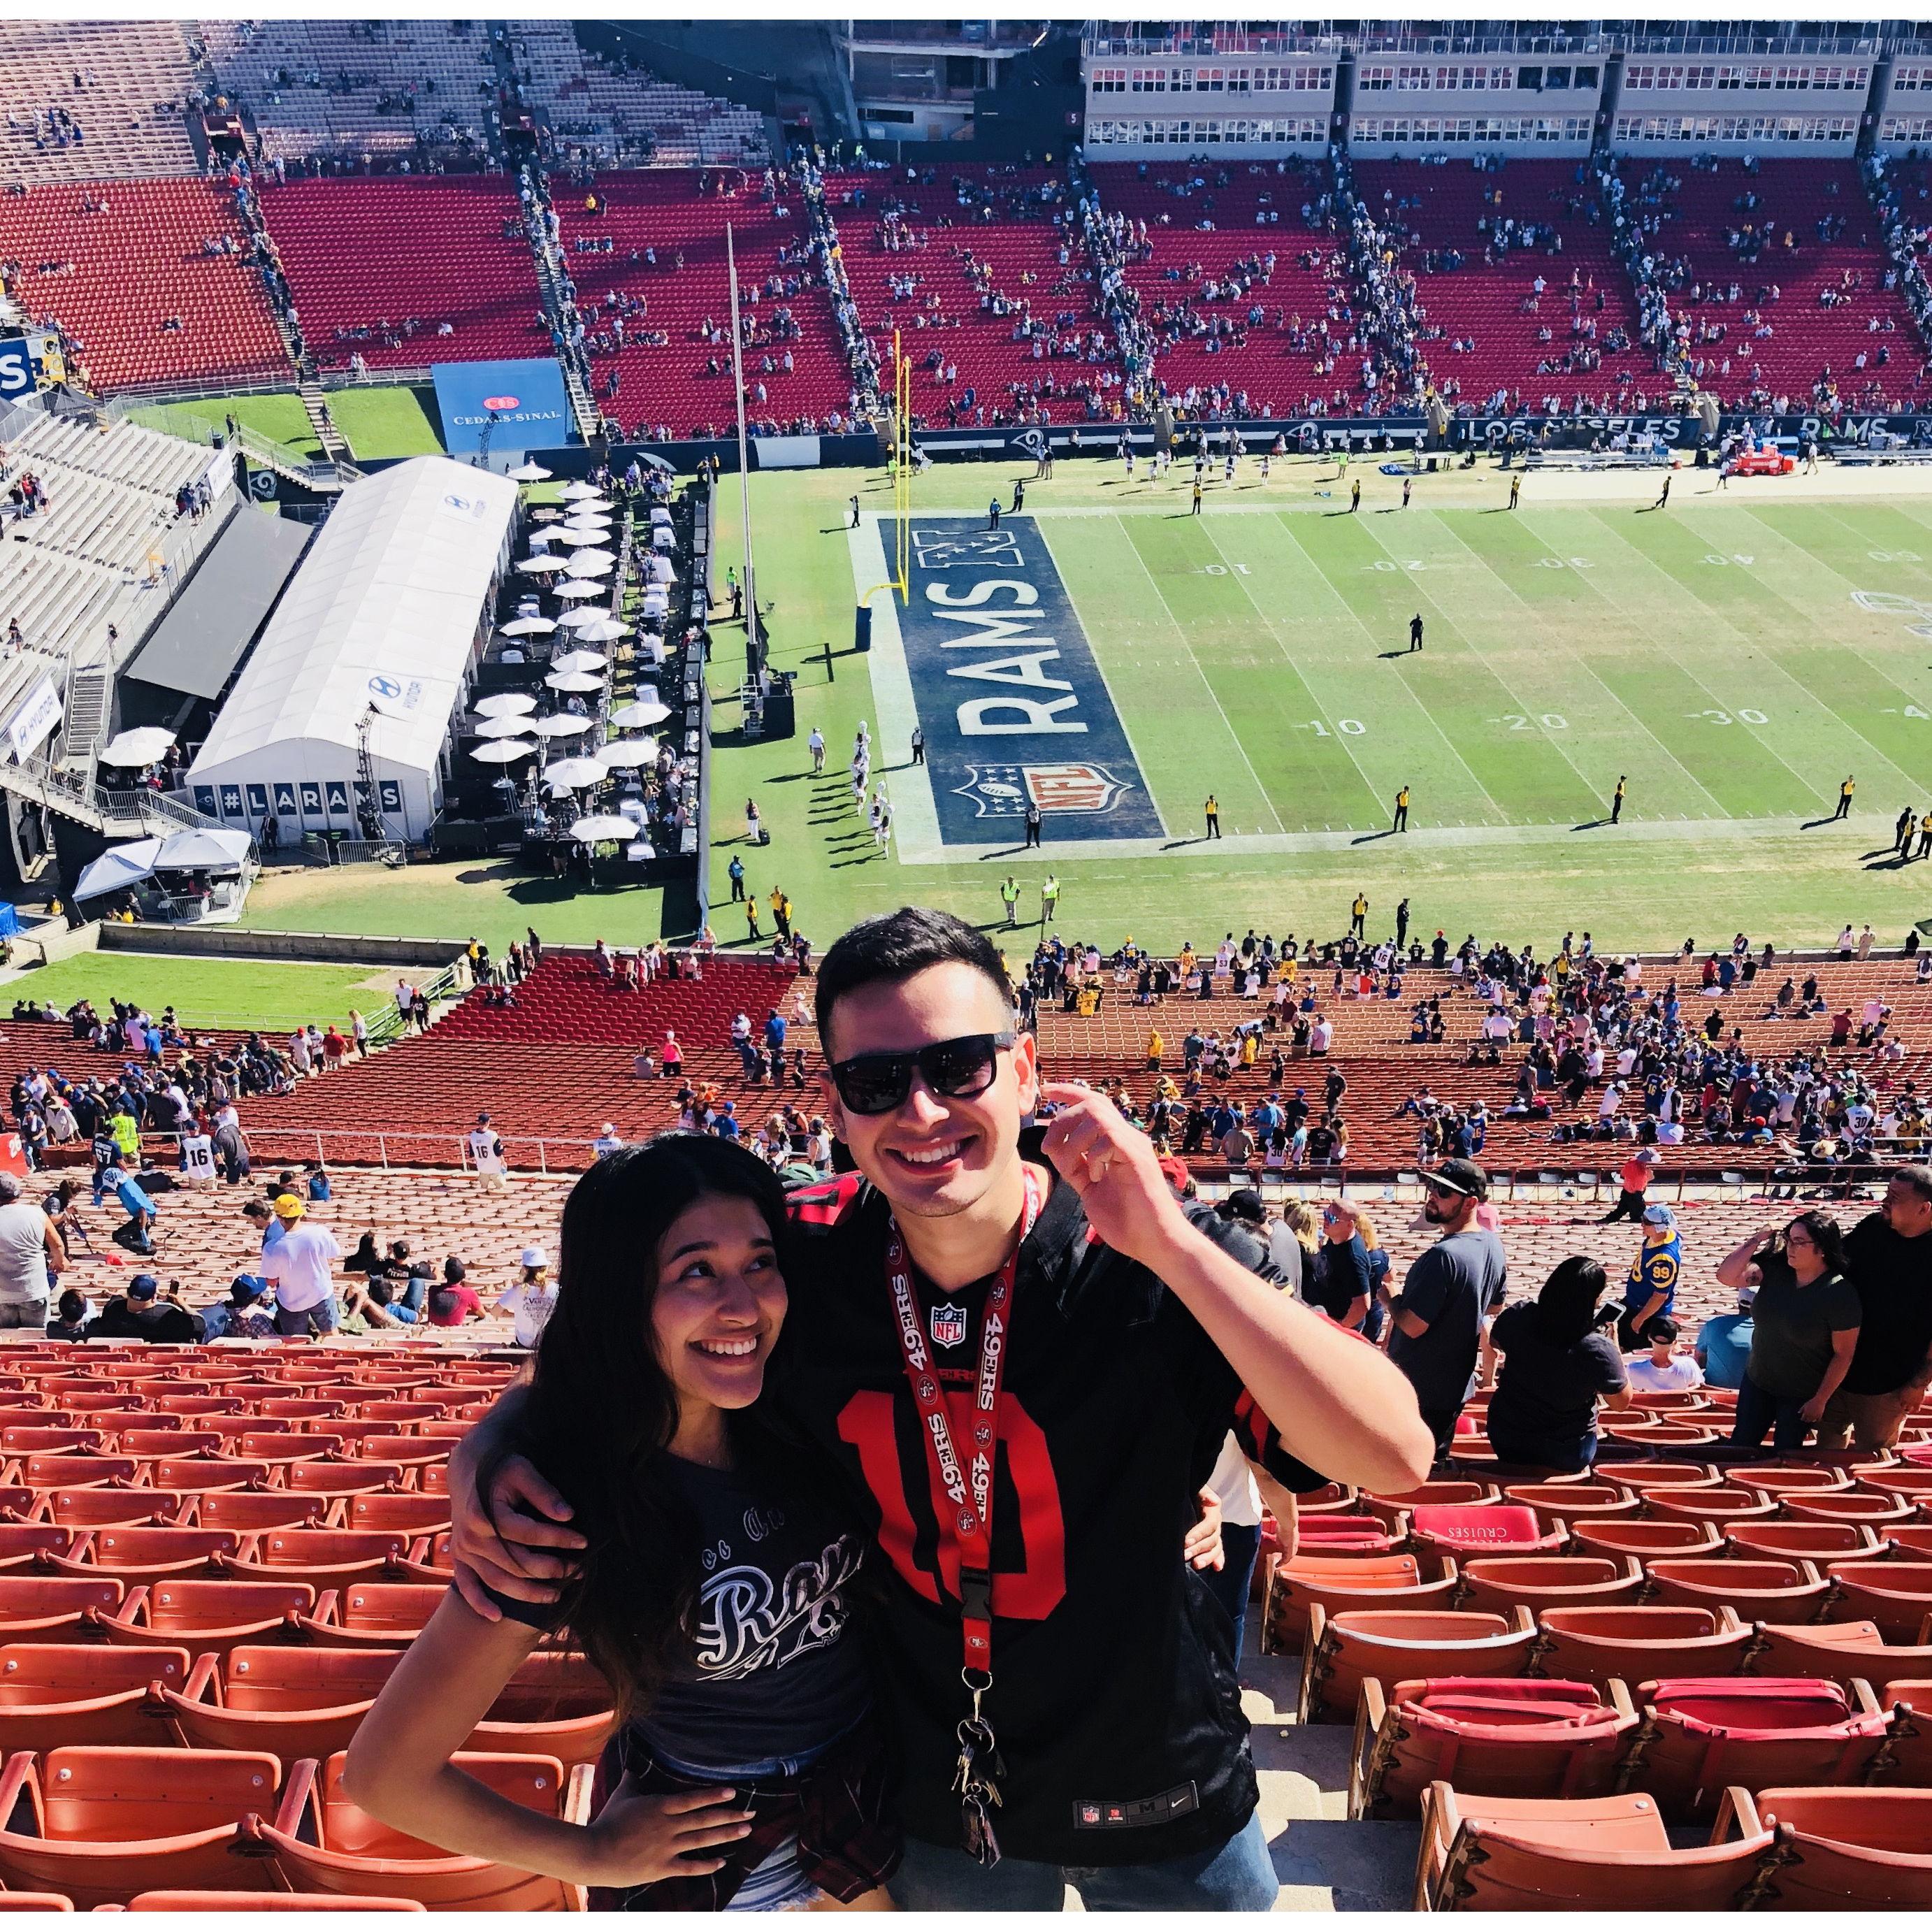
7;955;398;1033
134;386;445;466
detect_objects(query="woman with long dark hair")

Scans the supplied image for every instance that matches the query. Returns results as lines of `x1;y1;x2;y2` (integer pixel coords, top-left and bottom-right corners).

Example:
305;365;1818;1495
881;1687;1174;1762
343;1135;896;1911
1715;1211;1861;1452
1482;1257;1633;1472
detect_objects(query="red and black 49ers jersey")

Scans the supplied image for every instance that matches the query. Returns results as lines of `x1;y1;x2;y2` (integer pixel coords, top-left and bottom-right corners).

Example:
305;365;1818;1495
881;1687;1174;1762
770;1145;1325;1867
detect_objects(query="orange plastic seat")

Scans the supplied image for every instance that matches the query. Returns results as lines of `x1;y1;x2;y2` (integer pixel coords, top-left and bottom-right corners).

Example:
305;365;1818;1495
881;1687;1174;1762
45;1528;240;1589
236;1434;345;1468
1640;1483;1779;1527
1301;1606;1538;1724
1643;1558;1833;1623
221;1531;410;1596
1599;1461;1721;1490
297;1585;448;1651
38;1491;186;1532
1501;1483;1641;1534
1532;1606;1754;1687
277;1465;406;1499
1878;1679;1932;1785
1626;1677;1891;1819
125;1891;421;1910
0;1645;191;1754
1362;1483;1496;1532
1747;1619;1932;1682
1750;1787;1932;1909
257;1752;592;1909
350;1438;449;1469
114;1432;219;1461
0;1524;79;1569
1726;1466;1854;1498
1724;1520;1884;1564
1784;1491;1915;1527
1851;1470;1932;1504
1410;1504;1566;1559
1349;1675;1638;1819
98;1582;315;1664
0;1747;282;1909
0;1894;71;1908
0;1579;123;1643
1293;1515;1400;1555
1415;1780;1776;1910
1570;1518;1725;1560
149;1460;273;1494
0;1432;103;1457
334;1497;452;1539
1882;1524;1932;1560
1456;1555;1644;1616
1264;1552;1460;1651
189;1493;327;1536
1824;1562;1932;1641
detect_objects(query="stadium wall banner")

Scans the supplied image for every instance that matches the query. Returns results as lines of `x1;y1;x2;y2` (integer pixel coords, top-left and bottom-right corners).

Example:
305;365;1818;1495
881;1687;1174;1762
3;676;62;763
900;515;1160;846
431;359;571;460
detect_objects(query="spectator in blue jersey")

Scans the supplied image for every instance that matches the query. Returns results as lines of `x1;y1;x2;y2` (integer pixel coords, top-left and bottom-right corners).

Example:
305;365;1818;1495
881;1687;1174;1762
1617;1203;1681;1351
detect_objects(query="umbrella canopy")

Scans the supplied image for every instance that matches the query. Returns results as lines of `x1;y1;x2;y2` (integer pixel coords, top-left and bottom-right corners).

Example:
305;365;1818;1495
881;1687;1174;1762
570;814;638;843
563;480;607;501
560;526;612;546
556;606;621;633
596;736;658;767
553;579;605;600
474;691;539;716
519;554;568;575
559;515;612;533
567;549;617;573
507;461;553;482
473;712;538;738
498;617;556;637
155;827;254;871
610;698;671;730
531;712;594;738
552;649;609;674
546;670;605;694
568;616;631;643
99;727;178;767
74;837;163;900
542;757;607;789
470;739;536;764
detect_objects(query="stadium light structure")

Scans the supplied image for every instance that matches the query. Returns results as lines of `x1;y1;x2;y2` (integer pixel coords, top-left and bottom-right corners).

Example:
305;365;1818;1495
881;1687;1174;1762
725;222;763;677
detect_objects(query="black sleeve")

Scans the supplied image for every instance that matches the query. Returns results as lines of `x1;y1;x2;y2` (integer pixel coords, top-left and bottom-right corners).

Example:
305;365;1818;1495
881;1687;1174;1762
478;1582;567;1633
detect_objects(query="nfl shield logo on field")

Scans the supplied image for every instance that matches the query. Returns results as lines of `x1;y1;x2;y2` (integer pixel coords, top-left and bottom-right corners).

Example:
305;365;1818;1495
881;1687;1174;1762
930;1302;969;1348
1024;763;1127;814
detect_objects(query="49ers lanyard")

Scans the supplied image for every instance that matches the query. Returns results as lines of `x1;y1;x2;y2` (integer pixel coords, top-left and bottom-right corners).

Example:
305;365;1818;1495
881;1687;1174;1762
884;1165;1042;1679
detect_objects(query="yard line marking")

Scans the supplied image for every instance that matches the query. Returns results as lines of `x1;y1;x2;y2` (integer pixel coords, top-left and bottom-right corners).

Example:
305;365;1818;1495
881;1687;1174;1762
1044;517;1281;835
1426;513;1735;819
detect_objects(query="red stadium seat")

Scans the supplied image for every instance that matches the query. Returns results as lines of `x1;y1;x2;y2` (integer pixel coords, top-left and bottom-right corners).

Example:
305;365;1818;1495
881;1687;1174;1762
1415;1780;1777;1910
0;1747;283;1909
1362;1483;1497;1532
1264;1553;1461;1651
334;1497;452;1538
1747;1619;1932;1682
1638;1483;1780;1527
188;1494;327;1536
1724;1520;1884;1564
277;1466;408;1500
1643;1558;1834;1624
296;1586;447;1651
1877;1680;1932;1784
125;1892;422;1910
1823;1562;1932;1641
1409;1504;1566;1559
0;1579;122;1643
1532;1606;1754;1688
1569;1518;1726;1561
1301;1606;1539;1724
1348;1675;1638;1819
257;1752;593;1909
38;1492;187;1532
45;1529;240;1590
1750;1787;1932;1908
0;1646;190;1754
220;1532;410;1596
1455;1555;1645;1617
1501;1483;1643;1534
1625;1678;1893;1819
98;1582;314;1664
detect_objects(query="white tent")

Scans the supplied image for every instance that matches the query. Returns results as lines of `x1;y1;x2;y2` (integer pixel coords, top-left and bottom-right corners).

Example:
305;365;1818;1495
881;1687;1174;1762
185;459;519;839
73;838;163;900
154;827;254;871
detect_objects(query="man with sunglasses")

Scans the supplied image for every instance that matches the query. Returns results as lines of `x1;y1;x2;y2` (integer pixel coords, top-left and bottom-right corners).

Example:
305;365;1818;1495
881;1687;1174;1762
444;907;1434;1910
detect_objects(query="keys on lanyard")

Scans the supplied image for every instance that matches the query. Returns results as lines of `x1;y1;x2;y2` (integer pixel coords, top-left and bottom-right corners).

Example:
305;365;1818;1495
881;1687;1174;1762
952;1673;1006;1867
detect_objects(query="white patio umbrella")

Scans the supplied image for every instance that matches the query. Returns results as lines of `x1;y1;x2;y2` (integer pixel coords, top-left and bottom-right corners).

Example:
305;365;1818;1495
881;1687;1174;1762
567;549;617;573
99;727;178;767
556;606;619;632
553;579;605;600
559;516;612;535
470;739;536;764
507;461;553;481
473;713;538;738
531;712;594;738
570;617;631;643
552;649;608;674
474;691;539;717
542;757;606;790
546;670;605;694
596;737;658;767
610;698;671;730
560;526;612;546
571;815;638;843
499;617;556;637
563;481;607;501
519;554;568;575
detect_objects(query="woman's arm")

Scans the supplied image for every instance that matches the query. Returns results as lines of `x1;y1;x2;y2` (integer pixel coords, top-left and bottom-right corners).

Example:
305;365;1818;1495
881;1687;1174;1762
1799;1327;1860;1426
343;1592;752;1888
1715;1227;1773;1290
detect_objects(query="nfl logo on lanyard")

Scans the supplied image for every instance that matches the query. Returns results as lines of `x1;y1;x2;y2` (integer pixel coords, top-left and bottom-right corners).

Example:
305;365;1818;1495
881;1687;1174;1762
930;1302;969;1348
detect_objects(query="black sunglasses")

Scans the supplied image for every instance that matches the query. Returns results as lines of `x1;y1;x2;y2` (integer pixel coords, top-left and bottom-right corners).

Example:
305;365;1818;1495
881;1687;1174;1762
827;1032;1018;1116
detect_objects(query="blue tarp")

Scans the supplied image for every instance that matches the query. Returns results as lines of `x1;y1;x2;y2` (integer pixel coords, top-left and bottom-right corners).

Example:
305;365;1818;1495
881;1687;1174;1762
431;359;571;464
0;904;21;937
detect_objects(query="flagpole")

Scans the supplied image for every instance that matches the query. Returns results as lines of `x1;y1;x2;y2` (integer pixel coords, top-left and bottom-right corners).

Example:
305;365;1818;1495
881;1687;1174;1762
726;221;758;674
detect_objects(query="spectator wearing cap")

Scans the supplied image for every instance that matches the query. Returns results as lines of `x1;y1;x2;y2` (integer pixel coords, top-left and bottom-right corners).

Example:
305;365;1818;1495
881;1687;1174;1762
1602;1147;1658;1225
591;1123;625;1158
1622;1317;1703;1395
1387;1160;1508;1456
1617;1204;1681;1351
257;1192;341;1338
0;1171;65;1331
1305;1199;1371;1332
496;1246;557;1348
1694;1283;1757;1390
89;1273;197;1343
201;1274;276;1341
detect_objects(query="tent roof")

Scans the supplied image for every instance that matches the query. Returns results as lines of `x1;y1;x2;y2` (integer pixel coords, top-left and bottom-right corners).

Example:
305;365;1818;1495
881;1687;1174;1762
185;459;519;784
74;838;163;900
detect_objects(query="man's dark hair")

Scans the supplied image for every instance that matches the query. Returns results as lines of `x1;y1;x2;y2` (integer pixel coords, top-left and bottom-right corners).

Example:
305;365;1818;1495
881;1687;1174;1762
56;1290;85;1322
1894;1164;1932;1205
815;907;1009;1055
